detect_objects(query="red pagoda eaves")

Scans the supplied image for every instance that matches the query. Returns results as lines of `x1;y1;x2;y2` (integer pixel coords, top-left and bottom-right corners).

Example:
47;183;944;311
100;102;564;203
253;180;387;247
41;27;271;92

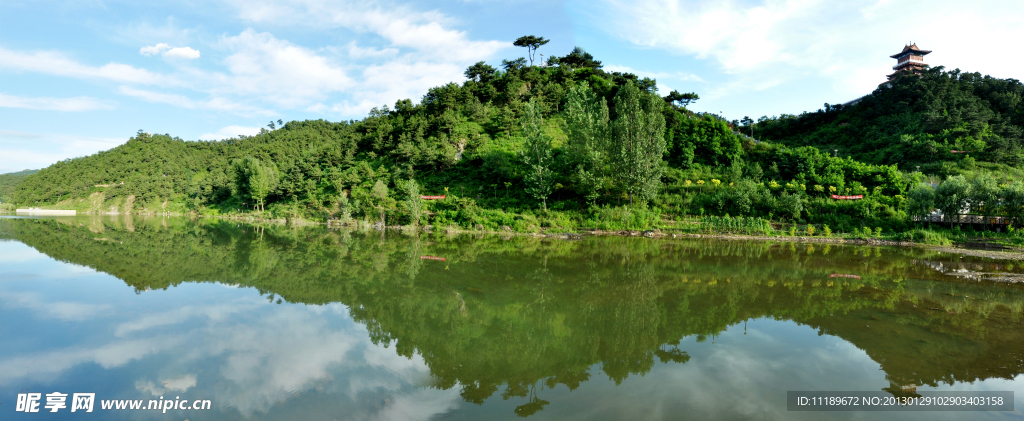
887;42;931;81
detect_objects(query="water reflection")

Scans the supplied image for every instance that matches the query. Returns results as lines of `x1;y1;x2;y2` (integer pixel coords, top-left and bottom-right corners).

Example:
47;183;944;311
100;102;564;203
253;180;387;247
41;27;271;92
1;216;1024;420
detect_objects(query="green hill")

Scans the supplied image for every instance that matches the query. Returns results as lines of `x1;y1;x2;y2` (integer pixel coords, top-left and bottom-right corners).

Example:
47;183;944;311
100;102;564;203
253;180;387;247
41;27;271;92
755;67;1024;178
9;44;1024;239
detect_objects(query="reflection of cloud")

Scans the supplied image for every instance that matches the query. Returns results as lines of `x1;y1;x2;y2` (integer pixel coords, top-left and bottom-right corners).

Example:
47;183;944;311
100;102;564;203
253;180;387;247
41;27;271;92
0;336;187;385
114;303;252;337
136;374;198;396
1;283;462;419
0;291;112;321
370;387;461;421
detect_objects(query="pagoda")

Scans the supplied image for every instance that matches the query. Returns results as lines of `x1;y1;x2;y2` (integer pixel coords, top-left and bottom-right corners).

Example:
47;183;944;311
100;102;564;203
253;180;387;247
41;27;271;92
887;43;931;81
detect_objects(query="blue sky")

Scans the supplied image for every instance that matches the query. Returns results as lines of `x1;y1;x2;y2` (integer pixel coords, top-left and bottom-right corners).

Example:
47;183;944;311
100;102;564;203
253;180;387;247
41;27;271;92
1;0;1022;174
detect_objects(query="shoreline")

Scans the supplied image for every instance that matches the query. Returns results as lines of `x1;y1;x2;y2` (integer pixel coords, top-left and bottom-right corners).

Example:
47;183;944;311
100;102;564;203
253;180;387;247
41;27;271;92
6;210;1023;261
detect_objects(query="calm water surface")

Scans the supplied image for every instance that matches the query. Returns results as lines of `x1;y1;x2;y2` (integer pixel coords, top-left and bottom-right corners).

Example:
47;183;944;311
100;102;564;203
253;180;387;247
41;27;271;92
2;215;1024;420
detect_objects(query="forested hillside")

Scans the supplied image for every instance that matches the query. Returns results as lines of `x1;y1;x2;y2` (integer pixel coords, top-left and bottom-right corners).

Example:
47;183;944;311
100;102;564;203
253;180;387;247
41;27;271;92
0;169;38;203
10;41;1024;239
754;67;1024;177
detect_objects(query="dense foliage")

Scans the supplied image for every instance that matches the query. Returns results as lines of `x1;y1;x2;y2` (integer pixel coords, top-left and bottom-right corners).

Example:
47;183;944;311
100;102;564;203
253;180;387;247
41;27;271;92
754;67;1024;177
9;42;1023;236
0;169;38;203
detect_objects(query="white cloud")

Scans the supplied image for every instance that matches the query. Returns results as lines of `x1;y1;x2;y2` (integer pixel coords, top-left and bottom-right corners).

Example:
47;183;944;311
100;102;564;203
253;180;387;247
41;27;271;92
117;86;274;116
603;65;705;83
140;43;172;56
211;29;354;108
592;0;1024;97
0;46;176;86
199;125;264;140
237;0;507;61
219;0;507;115
327;59;465;116
165;46;201;59
344;42;400;59
0;130;127;174
0;1;507;122
141;43;201;59
0;93;115;111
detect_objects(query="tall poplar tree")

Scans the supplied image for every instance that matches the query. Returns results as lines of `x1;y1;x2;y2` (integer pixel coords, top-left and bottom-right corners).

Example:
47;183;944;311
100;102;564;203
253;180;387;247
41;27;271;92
563;82;609;204
610;81;666;205
520;98;554;211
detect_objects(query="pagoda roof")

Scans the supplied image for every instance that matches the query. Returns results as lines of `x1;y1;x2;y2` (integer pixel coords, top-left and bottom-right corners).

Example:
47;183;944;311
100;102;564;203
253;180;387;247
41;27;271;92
890;43;931;58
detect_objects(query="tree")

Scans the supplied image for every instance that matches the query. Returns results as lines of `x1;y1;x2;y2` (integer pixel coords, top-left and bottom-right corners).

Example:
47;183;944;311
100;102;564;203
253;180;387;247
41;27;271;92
519;98;555;211
563;81;610;204
513;35;549;66
1001;181;1024;225
777;192;803;221
464;61;497;82
907;183;936;225
934;175;971;228
371;179;392;225
663;90;699;108
547;47;602;69
234;157;279;212
501;57;527;72
610;81;666;205
406;179;423;225
740;116;754;137
969;174;999;216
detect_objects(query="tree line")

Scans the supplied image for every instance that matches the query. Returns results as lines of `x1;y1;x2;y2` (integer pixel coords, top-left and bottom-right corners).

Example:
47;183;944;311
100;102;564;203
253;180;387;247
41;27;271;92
9;37;1024;237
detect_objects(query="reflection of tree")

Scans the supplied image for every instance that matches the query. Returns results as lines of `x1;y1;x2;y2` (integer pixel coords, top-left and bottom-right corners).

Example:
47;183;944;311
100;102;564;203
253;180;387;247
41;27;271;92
511;383;549;418
655;346;690;364
5;217;1024;414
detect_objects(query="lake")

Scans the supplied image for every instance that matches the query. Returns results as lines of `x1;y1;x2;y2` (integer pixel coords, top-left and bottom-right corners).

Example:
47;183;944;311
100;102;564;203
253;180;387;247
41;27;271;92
2;215;1023;420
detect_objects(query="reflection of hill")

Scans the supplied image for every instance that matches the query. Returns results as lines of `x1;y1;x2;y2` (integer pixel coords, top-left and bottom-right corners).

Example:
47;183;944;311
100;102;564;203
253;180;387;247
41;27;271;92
3;216;1024;414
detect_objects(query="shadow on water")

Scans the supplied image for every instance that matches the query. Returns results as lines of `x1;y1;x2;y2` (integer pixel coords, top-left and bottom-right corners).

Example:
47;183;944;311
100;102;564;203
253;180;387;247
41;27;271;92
2;215;1024;417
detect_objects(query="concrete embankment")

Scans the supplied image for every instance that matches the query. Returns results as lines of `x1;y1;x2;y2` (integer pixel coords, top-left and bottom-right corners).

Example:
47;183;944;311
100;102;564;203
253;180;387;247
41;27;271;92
16;209;77;216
